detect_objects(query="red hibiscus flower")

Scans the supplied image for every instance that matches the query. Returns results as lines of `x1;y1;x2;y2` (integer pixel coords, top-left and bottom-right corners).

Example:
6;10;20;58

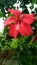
4;8;35;38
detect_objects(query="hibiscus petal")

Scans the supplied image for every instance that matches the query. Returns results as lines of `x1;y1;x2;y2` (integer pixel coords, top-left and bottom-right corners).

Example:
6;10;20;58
9;24;19;38
21;14;35;25
8;8;22;20
19;23;33;36
4;16;16;27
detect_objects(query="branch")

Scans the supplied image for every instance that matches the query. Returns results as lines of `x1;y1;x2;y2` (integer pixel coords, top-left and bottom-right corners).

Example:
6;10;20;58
35;16;37;20
31;35;37;43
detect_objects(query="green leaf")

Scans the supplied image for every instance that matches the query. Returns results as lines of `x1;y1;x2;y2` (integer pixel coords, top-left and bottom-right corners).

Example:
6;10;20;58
0;12;3;17
10;39;18;49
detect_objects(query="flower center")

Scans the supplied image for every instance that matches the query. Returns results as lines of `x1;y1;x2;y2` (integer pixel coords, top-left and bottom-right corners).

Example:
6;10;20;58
16;24;19;30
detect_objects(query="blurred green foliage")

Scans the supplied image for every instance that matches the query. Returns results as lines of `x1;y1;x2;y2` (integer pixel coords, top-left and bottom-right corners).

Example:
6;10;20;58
0;0;37;65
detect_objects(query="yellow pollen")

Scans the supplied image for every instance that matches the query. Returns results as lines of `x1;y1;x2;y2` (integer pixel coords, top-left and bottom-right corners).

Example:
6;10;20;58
20;15;22;20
